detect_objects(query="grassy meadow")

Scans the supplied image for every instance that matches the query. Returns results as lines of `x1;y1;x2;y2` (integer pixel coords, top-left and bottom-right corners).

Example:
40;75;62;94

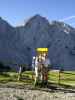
0;70;75;87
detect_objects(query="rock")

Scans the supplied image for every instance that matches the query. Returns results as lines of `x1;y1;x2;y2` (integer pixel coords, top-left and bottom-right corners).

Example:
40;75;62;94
0;87;75;100
0;14;75;70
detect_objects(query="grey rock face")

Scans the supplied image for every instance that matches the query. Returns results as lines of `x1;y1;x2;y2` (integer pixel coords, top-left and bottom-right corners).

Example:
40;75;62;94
0;15;75;70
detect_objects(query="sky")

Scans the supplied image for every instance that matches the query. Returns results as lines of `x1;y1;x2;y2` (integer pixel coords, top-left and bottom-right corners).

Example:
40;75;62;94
0;0;75;27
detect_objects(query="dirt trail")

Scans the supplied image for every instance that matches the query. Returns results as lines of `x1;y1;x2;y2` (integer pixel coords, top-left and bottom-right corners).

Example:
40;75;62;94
0;83;75;100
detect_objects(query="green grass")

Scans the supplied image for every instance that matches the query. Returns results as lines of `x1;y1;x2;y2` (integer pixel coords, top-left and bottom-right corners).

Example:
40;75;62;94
0;71;33;85
0;70;75;87
48;70;75;86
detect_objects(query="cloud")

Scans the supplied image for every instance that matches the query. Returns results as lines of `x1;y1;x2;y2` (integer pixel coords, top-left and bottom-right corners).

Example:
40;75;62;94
59;16;75;21
15;20;26;26
16;17;30;26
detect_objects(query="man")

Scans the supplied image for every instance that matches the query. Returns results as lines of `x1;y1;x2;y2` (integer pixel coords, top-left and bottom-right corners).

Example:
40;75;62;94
42;54;51;84
33;54;44;85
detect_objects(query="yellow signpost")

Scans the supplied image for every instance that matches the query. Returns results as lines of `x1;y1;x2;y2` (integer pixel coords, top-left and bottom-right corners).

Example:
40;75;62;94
36;48;48;52
34;48;49;86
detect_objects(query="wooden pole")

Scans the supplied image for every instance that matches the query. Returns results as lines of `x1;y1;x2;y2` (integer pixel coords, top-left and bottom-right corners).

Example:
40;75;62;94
58;70;61;85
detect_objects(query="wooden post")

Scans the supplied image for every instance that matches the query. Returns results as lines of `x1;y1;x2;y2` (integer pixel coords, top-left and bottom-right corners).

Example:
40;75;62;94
18;65;22;81
58;70;61;85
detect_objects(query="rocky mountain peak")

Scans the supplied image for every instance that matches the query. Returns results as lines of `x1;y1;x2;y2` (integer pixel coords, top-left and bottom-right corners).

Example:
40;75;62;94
0;15;75;70
25;14;50;27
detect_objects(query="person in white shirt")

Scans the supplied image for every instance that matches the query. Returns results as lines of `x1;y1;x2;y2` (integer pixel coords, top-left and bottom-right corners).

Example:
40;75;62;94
34;54;43;85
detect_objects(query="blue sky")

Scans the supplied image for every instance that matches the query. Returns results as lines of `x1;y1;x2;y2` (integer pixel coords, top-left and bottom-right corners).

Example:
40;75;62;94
0;0;75;27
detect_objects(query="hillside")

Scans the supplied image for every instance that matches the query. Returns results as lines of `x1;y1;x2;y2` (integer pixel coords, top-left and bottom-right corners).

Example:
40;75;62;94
0;15;75;70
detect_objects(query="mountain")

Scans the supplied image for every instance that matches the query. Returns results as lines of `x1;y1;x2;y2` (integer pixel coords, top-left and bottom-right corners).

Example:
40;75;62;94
0;15;75;70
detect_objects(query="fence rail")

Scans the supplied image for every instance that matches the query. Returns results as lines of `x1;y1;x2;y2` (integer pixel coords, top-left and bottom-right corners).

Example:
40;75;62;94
48;70;75;86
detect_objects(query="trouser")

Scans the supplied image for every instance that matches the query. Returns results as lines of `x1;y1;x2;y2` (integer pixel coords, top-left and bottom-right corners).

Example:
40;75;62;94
43;67;48;82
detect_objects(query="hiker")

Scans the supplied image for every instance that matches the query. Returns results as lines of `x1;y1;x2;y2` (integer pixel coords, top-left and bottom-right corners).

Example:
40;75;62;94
34;54;43;85
43;54;51;84
38;54;43;81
